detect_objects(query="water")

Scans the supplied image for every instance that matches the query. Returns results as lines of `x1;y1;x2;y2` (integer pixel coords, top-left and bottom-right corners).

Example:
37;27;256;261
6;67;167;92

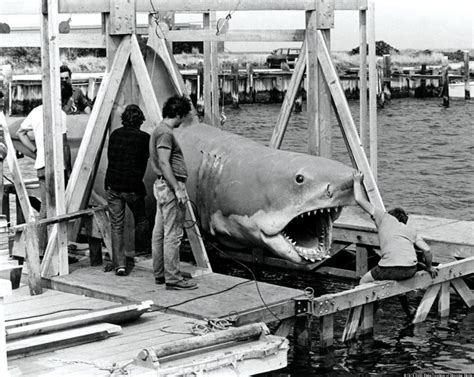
216;98;474;376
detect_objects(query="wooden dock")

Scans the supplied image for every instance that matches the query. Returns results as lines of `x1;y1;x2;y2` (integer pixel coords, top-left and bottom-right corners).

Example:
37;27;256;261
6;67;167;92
5;274;292;376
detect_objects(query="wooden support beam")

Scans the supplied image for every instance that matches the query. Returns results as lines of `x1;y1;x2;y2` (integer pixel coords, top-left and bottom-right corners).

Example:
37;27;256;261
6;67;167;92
355;245;368;277
7;323;121;358
0;33;106;48
6;301;151;340
316;30;384;209
270;41;307;149
203;12;219;127
92;209;112;255
464;50;471;100
41;0;68;275
130;34;162;119
367;0;377;178
109;0;136;35
1;113;42;295
341;306;362;341
450;278;474;307
318;29;332;159
306;10;320;156
311;257;474;316
438;282;450;318
413;283;441;324
319;314;334;347
358;9;368;149
167;29;307;42
41;36;131;277
360;302;373;336
52;0;369;13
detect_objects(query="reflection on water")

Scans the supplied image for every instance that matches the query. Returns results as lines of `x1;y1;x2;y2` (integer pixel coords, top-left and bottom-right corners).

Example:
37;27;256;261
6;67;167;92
219;98;473;375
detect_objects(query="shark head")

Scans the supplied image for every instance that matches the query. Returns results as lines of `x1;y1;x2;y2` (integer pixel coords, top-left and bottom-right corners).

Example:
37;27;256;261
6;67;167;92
178;124;356;265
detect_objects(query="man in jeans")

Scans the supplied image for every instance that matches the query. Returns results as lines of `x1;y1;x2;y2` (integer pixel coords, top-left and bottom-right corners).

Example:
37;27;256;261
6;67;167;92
150;95;197;290
105;105;150;276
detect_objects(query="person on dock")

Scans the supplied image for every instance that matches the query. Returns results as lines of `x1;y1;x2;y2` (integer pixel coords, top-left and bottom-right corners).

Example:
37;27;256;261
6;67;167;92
16;82;73;253
352;170;437;319
60;64;92;115
150;95;198;290
104;104;151;276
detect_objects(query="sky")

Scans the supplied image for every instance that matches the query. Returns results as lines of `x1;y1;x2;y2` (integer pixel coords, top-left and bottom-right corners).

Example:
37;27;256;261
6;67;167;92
1;0;473;52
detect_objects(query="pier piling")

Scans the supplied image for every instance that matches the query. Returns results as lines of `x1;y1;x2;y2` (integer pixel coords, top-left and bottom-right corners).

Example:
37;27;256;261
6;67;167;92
464;50;471;100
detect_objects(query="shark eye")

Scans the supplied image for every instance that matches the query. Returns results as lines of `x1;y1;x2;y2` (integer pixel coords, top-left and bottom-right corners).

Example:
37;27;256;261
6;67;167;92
295;174;305;184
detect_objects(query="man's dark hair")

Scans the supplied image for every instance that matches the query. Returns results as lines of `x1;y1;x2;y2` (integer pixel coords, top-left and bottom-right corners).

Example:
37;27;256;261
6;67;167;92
121;104;145;128
60;64;72;77
388;207;409;224
162;95;192;119
61;82;73;107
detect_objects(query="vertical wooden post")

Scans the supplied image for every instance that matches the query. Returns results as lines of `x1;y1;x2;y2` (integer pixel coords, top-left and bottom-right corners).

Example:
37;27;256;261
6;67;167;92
319;314;334;348
356;245;368;277
441;56;449;108
1;65;12;116
306;10;319;155
367;0;377;180
438;282;450;318
316;0;334;159
360;303;374;336
203;12;219;126
358;9;368;151
231;62;240;108
463;50;470;100
41;0;68;275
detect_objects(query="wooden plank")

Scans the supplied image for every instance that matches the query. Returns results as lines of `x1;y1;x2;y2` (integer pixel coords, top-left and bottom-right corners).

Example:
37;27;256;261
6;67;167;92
356;245;368;276
0;33;106;48
129;34;162;120
41;36;131;277
312;257;474;316
6;301;151;341
92;210;112;257
316;30;384;209
7;323;122;358
270;41;307;149
413;283;441;324
318;29;332;159
235;300;297;326
11;207;106;234
109;0;136;35
274;317;296;338
438;282;450;318
359;9;368;149
367;0;377;178
319;314;334;347
306;10;320;156
42;0;69;276
450;278;474;307
341;306;361;341
202;12;219;127
360;302;373;336
53;0;368;13
316;266;357;279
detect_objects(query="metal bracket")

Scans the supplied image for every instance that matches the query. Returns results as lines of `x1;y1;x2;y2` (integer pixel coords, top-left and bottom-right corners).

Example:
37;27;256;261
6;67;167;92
294;298;310;316
134;347;160;370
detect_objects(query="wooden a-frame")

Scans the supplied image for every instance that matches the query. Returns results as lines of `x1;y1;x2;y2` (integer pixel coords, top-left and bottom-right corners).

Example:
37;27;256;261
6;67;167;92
41;32;211;277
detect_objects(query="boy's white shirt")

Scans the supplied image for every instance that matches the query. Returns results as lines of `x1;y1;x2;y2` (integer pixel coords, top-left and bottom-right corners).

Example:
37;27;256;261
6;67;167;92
20;105;67;170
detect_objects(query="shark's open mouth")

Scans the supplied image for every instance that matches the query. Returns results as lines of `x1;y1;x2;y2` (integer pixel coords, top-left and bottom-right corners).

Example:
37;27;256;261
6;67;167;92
280;206;342;262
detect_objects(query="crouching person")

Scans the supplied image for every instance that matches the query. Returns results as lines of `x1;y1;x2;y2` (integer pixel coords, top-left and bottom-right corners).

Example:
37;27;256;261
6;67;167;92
353;171;437;319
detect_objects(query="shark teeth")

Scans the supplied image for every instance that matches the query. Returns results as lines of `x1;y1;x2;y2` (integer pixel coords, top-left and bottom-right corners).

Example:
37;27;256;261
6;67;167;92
297;206;339;218
281;232;329;261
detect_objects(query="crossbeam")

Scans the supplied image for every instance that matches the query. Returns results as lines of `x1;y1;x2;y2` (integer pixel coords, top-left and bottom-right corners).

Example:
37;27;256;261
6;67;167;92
311;256;474;317
0;0;367;15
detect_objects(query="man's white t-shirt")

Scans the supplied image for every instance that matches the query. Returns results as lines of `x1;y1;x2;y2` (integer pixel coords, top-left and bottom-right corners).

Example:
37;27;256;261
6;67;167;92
19;105;67;170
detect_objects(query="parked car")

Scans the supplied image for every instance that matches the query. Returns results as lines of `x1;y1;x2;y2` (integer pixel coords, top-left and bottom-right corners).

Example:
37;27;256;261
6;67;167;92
266;48;301;69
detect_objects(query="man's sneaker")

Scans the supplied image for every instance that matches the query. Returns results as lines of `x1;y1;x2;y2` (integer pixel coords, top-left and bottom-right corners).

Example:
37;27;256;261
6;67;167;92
166;279;198;290
115;267;127;276
155;277;165;285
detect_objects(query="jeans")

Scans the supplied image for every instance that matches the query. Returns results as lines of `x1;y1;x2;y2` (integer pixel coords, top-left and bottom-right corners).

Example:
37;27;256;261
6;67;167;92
151;179;186;283
106;188;150;269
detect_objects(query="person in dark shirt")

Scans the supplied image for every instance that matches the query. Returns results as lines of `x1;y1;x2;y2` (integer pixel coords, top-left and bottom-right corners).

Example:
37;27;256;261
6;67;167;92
60;65;92;114
105;104;150;276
